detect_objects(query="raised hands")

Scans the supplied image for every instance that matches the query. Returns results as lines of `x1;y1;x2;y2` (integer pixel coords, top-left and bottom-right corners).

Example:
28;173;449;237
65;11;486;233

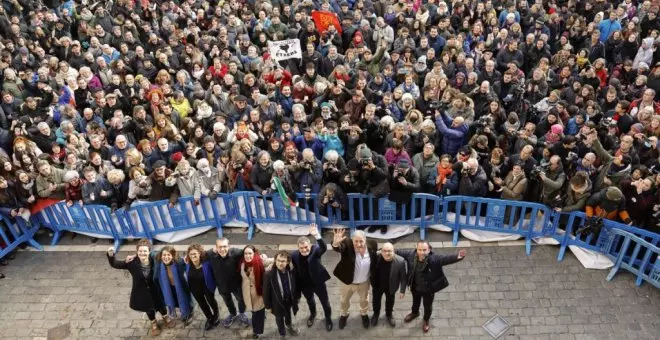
332;228;346;246
309;223;318;237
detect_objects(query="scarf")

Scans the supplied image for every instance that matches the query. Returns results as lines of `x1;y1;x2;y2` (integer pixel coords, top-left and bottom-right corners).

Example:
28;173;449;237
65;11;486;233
240;253;265;295
158;261;191;318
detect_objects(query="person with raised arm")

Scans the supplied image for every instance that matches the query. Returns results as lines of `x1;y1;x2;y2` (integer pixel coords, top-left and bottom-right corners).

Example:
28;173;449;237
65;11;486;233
331;228;378;330
107;239;173;337
291;224;333;331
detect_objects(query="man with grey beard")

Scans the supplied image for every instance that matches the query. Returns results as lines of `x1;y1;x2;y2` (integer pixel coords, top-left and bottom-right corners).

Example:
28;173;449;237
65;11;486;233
291;224;333;331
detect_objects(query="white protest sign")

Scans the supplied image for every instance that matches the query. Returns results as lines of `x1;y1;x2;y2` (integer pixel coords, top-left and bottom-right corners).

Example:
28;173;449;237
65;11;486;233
268;39;302;61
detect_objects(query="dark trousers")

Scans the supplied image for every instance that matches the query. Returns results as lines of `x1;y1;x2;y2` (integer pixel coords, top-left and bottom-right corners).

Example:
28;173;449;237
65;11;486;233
145;307;167;321
301;283;332;320
219;288;246;315
274;304;294;336
252;308;266;335
411;290;435;321
191;287;219;321
372;286;395;317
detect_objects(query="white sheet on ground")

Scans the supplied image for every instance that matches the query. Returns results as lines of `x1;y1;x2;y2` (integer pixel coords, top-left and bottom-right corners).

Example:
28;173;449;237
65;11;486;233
568;245;614;269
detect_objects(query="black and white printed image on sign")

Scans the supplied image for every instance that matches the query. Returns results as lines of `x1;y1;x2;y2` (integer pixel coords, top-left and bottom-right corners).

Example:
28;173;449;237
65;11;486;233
268;39;302;61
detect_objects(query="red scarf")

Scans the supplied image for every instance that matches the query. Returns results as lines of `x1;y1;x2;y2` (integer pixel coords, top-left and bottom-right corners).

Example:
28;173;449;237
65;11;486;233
239;251;264;296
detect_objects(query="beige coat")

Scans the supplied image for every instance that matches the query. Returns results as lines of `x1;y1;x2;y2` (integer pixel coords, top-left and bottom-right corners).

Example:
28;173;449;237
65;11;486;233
36;166;67;200
500;172;527;201
241;257;274;312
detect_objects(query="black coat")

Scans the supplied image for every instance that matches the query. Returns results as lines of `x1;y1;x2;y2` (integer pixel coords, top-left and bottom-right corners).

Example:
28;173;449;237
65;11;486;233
396;250;462;294
291;238;331;287
263;268;299;317
205;248;243;294
371;254;408;295
107;254;164;313
332;237;378;285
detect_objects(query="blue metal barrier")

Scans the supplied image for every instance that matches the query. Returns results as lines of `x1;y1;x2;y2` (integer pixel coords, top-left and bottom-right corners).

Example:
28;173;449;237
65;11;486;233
0;215;42;259
28;193;660;290
126;194;234;243
606;229;660;289
557;211;660;262
441;196;556;255
40;203;122;250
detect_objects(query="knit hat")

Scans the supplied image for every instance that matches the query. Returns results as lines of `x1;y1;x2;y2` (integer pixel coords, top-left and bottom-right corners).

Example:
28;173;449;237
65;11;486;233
171;152;183;163
358;146;373;160
550;124;564;135
605;187;623;201
397;158;410;169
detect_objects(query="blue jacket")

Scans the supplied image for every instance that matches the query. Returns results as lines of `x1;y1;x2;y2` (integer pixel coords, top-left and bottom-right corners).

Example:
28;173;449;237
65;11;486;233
294;135;326;160
155;259;192;318
294;159;323;193
434;112;468;156
318;134;344;157
599;19;622;42
291;237;331;287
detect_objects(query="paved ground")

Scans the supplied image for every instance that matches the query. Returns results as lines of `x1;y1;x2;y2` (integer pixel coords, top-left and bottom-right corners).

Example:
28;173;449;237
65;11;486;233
0;239;658;340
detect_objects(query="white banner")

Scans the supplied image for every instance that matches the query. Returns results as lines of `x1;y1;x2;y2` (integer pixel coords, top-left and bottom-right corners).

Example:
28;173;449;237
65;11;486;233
268;39;302;61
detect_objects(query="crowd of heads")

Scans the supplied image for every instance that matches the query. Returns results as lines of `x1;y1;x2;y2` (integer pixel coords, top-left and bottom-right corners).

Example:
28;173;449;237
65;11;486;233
0;0;659;230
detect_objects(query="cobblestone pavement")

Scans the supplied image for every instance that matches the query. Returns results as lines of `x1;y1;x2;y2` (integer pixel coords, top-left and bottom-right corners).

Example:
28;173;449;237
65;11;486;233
0;245;658;340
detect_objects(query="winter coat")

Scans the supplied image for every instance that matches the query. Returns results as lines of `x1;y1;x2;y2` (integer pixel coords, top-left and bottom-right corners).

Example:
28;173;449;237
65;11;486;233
331;237;378;285
458;166;488;197
500;172;527;201
251;164;274;194
592;138;632;191
396;249;463;294
166;170;201;200
36;167;66;200
107;253;164;313
412;152;440;189
435;112;468;156
263;268;299;317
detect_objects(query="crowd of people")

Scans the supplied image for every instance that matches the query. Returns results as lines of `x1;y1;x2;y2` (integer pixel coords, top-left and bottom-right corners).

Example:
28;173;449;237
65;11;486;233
0;0;660;275
107;225;466;338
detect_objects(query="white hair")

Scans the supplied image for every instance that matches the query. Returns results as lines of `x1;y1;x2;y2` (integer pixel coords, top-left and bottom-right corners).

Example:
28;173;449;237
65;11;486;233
273;160;285;171
197;158;210;169
324;150;339;162
213;122;225;132
302;148;314;160
353;230;366;240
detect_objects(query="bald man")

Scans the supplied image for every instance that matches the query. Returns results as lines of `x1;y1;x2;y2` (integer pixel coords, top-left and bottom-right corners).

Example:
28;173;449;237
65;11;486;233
370;242;407;327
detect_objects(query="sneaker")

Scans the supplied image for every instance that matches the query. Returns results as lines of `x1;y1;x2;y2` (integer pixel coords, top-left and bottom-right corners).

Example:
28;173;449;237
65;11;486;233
239;313;251;327
403;312;419;323
325;319;333;332
287;325;300;336
422;320;430;333
361;315;370;329
252;334;260;339
380;226;388;234
222;314;236;328
386;315;396;328
307;314;316;328
150;321;161;337
204;319;213;331
367;225;378;233
338;315;348;329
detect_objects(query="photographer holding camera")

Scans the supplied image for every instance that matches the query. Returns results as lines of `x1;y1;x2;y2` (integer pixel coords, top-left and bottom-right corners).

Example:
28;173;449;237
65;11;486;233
388;158;420;218
352;145;390;234
293;148;323;198
458;158;487;198
538;155;566;207
322;150;347;185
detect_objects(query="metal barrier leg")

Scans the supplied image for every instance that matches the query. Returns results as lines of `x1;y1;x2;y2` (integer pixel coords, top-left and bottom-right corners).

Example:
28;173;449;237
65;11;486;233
113;238;122;253
27;238;43;251
16;219;43;251
525;238;532;256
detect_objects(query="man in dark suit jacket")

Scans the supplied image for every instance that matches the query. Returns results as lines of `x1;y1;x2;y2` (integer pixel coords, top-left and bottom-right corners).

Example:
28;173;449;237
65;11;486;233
397;241;466;333
331;228;378;330
371;242;408;327
206;238;250;328
291;224;334;331
264;250;300;339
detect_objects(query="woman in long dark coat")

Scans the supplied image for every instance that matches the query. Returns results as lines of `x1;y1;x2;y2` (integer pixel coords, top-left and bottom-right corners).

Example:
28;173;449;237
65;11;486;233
107;239;174;336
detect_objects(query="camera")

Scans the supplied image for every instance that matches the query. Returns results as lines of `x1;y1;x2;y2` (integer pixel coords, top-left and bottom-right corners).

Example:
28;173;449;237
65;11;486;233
303;160;314;169
428;101;444;111
473;116;493;132
566;152;578;162
599;117;617;129
576;217;603;237
360;158;371;167
531;164;547;178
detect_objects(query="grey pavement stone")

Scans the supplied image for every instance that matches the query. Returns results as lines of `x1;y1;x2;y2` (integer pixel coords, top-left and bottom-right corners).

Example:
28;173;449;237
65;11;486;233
0;246;658;339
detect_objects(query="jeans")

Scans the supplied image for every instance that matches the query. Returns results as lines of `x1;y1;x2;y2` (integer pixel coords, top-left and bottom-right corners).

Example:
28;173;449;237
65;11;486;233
219;288;246;315
372;287;395;317
411;290;435;321
191;286;219;321
300;283;332;320
252;308;266;335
